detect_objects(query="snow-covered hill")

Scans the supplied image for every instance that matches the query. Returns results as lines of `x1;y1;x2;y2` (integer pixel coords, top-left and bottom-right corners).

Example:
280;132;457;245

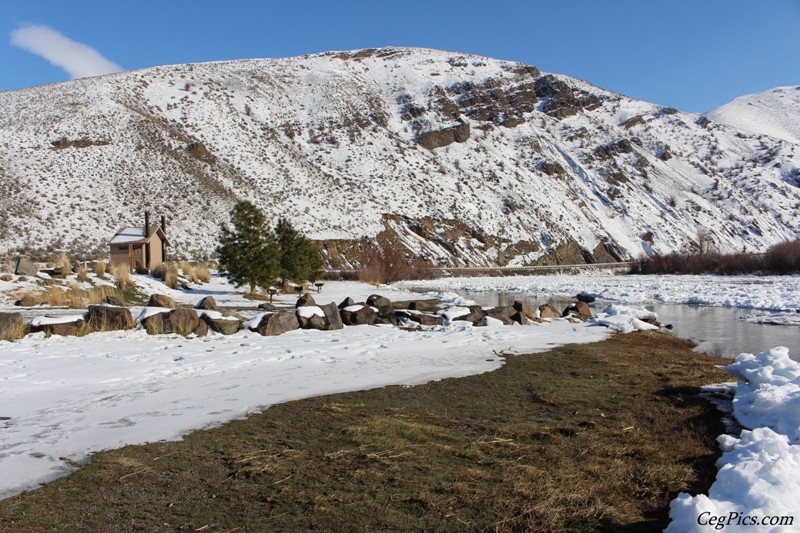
707;86;800;145
1;47;798;266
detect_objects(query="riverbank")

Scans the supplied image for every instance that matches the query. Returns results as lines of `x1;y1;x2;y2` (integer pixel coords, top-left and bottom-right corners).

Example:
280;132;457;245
0;332;731;532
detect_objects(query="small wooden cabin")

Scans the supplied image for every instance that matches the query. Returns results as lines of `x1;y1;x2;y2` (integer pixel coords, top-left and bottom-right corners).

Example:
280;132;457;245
109;213;170;272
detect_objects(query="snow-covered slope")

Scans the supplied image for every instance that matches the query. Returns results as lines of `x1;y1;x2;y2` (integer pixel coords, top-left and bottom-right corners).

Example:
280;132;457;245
707;86;800;145
1;47;798;266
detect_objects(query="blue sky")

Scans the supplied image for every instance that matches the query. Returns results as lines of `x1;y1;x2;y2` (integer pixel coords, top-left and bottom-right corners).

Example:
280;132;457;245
3;0;798;112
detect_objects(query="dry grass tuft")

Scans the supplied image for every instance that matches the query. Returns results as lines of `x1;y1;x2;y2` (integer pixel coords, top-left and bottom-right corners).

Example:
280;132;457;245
0;321;26;342
76;265;90;282
94;260;107;278
0;274;12;282
194;263;211;283
16;285;124;309
115;264;131;290
151;262;179;289
54;254;72;275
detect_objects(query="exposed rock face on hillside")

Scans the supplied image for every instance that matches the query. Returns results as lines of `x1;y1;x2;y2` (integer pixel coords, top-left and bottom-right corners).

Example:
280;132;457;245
0;47;798;267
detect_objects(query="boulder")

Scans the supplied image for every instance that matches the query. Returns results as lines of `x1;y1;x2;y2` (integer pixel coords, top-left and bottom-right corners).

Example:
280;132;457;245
485;306;515;325
202;316;242;335
576;292;596;304
14;295;39;307
408;313;445;327
86;305;135;331
374;304;395;322
258;302;278;311
512;301;537;324
142;309;199;335
0;312;25;340
194;318;208;337
340;305;376;326
417;120;470;150
252;312;300;336
320;302;343;331
462;305;486;324
30;317;84;336
338;297;355;310
296;305;327;329
13;257;38;276
195;296;218;310
366;294;391;308
538;304;561;319
148;294;176;309
296;292;317;307
103;295;126;306
562;302;592;320
396;299;439;312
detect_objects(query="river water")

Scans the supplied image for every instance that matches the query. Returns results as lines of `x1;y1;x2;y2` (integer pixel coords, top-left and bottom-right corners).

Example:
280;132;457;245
444;290;799;359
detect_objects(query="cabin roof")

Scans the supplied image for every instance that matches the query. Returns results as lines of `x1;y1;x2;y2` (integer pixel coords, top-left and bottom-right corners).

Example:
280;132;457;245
110;225;169;246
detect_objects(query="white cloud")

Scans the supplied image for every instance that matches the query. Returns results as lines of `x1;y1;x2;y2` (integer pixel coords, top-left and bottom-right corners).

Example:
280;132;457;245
10;25;121;80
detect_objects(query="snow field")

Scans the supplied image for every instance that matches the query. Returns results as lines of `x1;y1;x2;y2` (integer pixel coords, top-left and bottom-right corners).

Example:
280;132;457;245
0;306;611;500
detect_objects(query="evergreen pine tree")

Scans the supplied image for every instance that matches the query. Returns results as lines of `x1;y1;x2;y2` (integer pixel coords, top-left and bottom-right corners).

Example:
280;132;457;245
216;201;279;293
275;217;323;284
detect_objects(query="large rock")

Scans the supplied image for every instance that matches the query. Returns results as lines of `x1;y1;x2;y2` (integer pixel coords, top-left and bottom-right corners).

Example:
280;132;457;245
562;302;592;320
195;296;218;310
13;257;38;276
320;302;343;331
538;304;561;319
417;119;470;150
296;306;327;330
103;295;126;306
296;292;317;307
409;313;445;326
258;302;278;311
366;294;391;308
0;312;24;340
340;305;376;326
395;299;440;312
30;317;84;336
148;294;176;309
14;295;39;307
252;312;300;336
485;306;515;325
338;297;356;310
86;304;135;331
457;305;486;325
142;309;200;335
511;300;537;324
202;315;242;335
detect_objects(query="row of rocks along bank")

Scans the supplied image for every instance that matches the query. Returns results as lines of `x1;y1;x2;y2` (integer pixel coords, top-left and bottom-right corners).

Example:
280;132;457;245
0;292;604;341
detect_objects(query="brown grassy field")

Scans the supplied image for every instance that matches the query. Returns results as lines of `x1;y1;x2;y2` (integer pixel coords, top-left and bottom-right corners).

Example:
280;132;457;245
0;332;732;532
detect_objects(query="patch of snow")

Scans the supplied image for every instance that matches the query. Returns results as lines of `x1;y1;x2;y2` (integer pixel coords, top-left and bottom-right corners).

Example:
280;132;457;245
296;306;325;318
29;315;84;327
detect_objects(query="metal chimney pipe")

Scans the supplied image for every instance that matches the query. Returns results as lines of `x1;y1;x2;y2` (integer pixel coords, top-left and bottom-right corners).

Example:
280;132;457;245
161;215;167;264
144;211;151;270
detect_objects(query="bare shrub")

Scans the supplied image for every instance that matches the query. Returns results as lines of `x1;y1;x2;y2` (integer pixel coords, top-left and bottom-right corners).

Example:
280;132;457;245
764;239;800;274
76;265;90;282
54;254;72;275
94;260;107;278
115;264;132;290
194;263;211;283
180;261;195;281
632;250;767;275
357;239;422;284
151;262;178;289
